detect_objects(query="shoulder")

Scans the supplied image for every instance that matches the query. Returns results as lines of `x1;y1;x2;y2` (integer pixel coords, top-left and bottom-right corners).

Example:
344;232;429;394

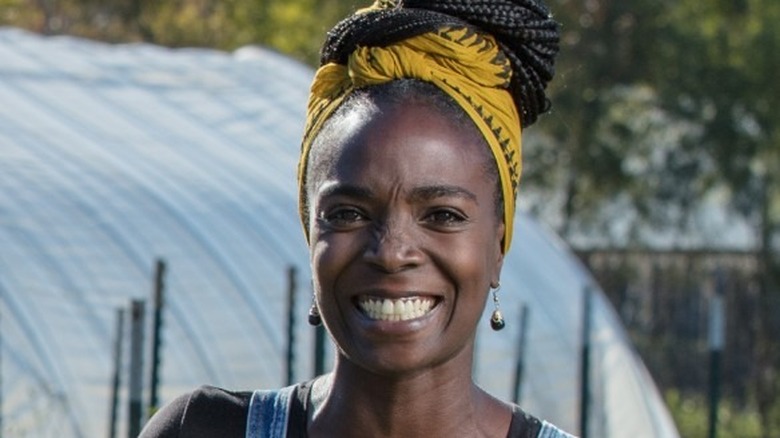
139;386;252;438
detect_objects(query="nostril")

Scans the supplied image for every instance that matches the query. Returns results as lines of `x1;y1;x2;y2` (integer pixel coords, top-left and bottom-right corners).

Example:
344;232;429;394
363;226;423;272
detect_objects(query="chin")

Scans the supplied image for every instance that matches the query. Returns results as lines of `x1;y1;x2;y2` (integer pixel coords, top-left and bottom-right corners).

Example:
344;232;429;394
340;343;468;379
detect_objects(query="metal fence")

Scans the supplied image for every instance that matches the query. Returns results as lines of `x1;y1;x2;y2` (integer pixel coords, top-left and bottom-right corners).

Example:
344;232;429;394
574;248;775;405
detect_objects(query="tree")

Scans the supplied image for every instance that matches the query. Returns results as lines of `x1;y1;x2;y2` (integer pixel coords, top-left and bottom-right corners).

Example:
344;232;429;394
525;0;678;242
650;1;780;434
526;0;778;252
528;2;779;433
0;0;355;63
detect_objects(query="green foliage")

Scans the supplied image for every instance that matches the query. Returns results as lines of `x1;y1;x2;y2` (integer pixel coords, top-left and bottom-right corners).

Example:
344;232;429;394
0;0;40;29
526;0;780;248
665;389;764;438
0;0;356;64
648;6;780;431
529;0;674;238
652;0;780;220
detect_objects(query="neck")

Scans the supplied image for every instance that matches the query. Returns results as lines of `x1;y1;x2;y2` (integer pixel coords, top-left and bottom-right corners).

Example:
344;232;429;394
308;351;510;438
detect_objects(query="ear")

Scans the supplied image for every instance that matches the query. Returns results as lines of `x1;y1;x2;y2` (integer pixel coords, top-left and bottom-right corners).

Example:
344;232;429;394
490;221;506;286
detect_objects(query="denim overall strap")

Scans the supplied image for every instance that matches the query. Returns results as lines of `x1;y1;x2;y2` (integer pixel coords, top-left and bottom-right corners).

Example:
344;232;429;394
538;421;577;438
246;385;296;438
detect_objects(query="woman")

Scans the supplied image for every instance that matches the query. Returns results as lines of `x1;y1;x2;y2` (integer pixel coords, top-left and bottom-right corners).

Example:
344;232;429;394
141;0;572;436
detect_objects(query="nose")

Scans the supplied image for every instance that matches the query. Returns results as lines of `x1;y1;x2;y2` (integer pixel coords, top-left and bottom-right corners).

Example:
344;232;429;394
363;220;424;273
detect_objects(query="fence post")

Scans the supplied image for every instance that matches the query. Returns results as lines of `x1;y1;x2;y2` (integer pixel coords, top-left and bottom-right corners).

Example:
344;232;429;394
708;269;725;438
128;299;146;438
148;259;166;419
580;285;593;438
512;304;530;404
108;308;125;438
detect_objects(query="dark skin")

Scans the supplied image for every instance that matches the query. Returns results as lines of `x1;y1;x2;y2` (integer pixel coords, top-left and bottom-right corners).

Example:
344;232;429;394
305;97;512;437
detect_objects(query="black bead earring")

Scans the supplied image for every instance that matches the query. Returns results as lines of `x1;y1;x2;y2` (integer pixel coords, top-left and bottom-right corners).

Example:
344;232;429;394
490;282;505;331
308;298;322;326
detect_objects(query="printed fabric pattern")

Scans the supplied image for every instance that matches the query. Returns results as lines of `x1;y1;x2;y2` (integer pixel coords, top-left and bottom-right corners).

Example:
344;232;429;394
298;24;523;253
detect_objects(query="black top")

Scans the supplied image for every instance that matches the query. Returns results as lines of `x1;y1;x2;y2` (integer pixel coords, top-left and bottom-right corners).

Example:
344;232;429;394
140;382;543;438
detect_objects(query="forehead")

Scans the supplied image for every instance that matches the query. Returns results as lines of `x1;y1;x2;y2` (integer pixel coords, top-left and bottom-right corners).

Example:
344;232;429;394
309;101;493;197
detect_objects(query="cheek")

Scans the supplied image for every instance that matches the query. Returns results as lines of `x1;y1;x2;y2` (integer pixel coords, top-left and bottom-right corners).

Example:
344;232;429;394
310;241;342;336
310;235;359;299
311;239;336;293
435;230;499;293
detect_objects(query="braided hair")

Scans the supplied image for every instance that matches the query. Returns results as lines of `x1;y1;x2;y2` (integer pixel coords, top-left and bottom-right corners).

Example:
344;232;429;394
319;0;560;127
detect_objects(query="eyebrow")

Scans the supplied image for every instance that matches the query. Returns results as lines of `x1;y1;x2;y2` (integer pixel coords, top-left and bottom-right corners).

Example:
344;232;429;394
409;185;478;204
318;183;374;200
318;183;477;204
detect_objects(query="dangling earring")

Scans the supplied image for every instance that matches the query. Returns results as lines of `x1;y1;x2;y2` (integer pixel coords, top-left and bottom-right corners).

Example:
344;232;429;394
308;297;322;326
490;282;505;331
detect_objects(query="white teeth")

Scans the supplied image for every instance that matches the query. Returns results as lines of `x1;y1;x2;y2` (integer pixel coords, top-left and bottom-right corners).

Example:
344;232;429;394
358;297;435;321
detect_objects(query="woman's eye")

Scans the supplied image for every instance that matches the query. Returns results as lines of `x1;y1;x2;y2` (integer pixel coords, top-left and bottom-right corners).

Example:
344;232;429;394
323;208;365;226
425;209;467;226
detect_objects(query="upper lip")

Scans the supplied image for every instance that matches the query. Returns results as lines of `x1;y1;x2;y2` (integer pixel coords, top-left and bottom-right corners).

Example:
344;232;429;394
352;287;441;300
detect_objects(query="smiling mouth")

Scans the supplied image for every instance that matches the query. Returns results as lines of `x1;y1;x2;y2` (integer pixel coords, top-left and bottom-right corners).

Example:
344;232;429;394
357;296;437;322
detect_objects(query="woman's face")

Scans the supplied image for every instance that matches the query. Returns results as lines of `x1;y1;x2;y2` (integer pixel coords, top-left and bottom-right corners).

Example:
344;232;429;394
307;99;505;376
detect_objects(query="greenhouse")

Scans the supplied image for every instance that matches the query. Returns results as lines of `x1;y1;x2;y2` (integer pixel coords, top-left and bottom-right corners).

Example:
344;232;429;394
0;28;677;437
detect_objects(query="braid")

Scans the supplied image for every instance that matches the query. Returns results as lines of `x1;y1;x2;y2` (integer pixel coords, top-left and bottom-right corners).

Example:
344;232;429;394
321;9;466;64
319;0;560;127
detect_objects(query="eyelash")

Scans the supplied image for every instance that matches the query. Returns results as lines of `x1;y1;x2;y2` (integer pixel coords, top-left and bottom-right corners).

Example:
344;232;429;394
322;207;366;226
319;206;468;229
423;208;467;226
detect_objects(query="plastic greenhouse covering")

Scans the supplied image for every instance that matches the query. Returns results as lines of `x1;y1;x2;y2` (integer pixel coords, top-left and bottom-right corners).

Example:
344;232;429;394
0;28;678;438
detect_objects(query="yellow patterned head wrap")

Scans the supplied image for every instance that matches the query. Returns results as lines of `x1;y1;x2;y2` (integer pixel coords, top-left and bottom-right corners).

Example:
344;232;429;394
298;24;523;253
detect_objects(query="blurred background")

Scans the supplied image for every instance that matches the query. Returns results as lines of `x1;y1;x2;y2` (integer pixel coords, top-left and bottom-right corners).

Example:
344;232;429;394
1;0;778;437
